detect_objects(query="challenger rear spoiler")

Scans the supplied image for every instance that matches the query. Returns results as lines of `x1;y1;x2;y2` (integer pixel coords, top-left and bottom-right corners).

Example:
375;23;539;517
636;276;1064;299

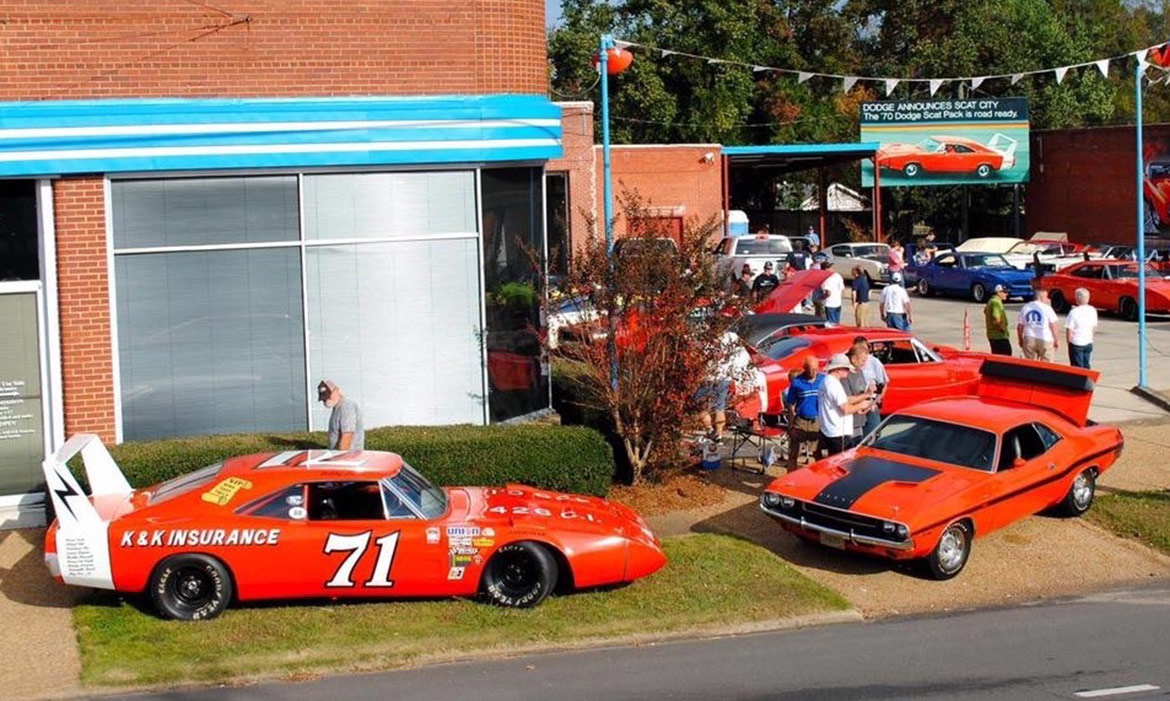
976;358;1098;426
42;434;132;589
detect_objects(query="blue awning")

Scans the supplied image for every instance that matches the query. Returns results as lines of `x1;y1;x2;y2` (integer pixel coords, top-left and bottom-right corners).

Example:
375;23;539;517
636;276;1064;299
723;142;879;173
0;95;563;177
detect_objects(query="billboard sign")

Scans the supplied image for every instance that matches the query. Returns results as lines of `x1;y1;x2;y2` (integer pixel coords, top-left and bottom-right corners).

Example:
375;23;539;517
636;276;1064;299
861;97;1030;187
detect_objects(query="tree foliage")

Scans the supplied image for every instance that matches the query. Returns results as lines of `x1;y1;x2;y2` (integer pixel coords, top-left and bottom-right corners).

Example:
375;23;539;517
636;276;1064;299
550;194;754;484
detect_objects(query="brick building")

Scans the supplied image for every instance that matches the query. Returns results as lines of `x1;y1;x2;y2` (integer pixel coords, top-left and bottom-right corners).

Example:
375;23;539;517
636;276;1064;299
1028;124;1170;244
0;1;561;524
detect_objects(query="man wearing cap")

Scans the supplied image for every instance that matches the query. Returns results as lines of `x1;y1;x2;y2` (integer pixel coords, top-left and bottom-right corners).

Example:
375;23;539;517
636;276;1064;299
318;380;365;451
819;260;845;325
751;261;781;299
817;353;874;457
984;284;1012;355
879;272;912;331
732;263;754;297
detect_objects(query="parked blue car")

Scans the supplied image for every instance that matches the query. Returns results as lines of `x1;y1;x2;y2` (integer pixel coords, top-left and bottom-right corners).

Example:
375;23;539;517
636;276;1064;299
912;252;1036;302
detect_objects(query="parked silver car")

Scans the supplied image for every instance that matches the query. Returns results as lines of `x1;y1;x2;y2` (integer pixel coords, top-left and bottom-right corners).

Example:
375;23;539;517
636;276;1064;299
825;242;891;284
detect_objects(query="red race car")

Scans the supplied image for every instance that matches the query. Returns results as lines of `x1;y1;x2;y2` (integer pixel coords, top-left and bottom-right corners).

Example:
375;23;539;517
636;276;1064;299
760;358;1122;578
877;135;1016;179
1038;259;1170;320
43;438;665;620
737;327;985;420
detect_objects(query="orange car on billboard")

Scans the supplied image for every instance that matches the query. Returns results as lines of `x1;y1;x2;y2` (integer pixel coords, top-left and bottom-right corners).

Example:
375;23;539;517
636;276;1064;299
760;358;1122;579
43;439;665;619
877;135;1017;179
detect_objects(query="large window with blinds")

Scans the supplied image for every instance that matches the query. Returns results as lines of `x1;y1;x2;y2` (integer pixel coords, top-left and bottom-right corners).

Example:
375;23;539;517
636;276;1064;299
111;170;495;442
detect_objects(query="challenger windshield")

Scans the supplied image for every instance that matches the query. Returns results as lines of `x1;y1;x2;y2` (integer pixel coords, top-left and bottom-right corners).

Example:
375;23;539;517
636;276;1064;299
865;417;998;472
389;463;448;518
964;254;1012;268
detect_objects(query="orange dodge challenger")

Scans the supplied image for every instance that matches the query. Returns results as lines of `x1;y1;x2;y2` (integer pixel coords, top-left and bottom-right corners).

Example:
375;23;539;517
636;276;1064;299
43;442;664;620
760;358;1122;579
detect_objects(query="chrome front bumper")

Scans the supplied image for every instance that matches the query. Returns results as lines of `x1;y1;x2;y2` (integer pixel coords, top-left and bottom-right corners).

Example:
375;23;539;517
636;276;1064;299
759;503;915;551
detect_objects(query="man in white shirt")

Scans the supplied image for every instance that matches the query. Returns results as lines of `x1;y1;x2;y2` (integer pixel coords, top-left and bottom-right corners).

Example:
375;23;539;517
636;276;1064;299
820;261;846;326
1017;289;1060;362
817;353;874;457
879;272;912;331
1065;287;1098;369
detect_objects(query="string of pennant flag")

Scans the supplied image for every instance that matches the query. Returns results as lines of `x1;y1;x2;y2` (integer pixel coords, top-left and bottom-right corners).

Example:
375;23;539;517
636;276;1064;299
612;38;1170;96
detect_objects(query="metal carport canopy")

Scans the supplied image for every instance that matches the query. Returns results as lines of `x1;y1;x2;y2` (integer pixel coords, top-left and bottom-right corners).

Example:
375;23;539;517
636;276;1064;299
722;142;879;173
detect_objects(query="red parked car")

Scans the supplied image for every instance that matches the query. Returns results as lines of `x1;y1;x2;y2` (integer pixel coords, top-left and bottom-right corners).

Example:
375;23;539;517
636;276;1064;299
1038;259;1170;320
737;327;985;420
877;135;1016;179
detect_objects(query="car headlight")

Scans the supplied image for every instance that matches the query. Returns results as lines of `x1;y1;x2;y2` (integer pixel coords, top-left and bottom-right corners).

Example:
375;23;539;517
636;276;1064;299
762;492;781;508
780;497;796;509
883;522;909;540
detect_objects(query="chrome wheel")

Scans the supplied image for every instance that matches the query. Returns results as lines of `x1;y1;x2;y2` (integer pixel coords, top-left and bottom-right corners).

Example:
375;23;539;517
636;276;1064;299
1072;473;1093;510
937;527;966;573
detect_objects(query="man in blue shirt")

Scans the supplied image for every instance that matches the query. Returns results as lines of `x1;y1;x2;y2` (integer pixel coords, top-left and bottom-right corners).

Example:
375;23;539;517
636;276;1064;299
806;225;821;248
784;356;823;471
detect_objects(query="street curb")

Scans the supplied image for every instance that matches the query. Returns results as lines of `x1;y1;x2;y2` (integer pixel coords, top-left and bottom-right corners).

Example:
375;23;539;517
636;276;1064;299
1130;385;1170;414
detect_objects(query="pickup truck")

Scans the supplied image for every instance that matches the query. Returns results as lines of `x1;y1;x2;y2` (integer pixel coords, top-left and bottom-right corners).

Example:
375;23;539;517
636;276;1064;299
712;234;794;277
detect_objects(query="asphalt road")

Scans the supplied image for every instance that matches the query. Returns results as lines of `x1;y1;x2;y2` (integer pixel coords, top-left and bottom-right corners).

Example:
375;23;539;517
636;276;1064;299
115;586;1170;701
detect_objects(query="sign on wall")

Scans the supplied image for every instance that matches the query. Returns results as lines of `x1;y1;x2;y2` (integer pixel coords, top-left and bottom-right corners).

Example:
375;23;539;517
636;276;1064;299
861;97;1030;187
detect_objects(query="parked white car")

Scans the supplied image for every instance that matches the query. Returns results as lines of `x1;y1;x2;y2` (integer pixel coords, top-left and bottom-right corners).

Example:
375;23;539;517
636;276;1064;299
825;242;891;283
955;236;1088;271
712;234;794;277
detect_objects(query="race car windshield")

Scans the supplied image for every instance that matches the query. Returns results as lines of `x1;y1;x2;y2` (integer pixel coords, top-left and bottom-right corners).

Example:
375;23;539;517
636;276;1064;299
389;463;448;519
865;416;997;472
735;238;792;255
965;254;1012;268
1110;263;1162;279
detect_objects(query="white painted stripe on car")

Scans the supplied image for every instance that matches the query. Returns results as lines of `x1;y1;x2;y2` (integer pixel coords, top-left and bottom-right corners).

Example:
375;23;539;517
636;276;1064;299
257;451;304;468
1074;684;1161;698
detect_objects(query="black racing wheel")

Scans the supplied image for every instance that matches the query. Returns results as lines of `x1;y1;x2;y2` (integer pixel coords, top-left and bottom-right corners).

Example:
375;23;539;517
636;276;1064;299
481;541;558;608
149;553;234;620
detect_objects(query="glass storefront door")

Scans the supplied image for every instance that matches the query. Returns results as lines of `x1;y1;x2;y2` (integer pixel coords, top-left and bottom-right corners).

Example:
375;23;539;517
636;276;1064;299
0;285;47;497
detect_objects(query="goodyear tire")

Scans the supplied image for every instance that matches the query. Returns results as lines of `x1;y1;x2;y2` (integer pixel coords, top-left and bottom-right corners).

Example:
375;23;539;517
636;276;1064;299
481;541;558;608
976;163;992;178
903;163;921;178
1050;289;1070;314
149;554;233;620
1060;468;1096;517
972;283;988;303
926;521;971;580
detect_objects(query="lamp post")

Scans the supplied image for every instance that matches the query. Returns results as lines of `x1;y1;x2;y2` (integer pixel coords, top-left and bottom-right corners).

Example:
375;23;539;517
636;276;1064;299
1136;56;1148;388
595;35;632;388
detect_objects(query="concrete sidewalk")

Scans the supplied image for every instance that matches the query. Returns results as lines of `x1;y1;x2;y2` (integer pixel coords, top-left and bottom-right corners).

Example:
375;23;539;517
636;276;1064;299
904;295;1170;424
0;529;83;699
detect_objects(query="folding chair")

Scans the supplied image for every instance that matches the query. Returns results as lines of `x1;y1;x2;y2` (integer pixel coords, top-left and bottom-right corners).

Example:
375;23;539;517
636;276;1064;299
728;410;789;474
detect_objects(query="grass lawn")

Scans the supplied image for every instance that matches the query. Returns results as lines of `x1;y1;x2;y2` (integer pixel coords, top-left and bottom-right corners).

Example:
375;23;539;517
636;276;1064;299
74;534;849;688
1090;490;1170;555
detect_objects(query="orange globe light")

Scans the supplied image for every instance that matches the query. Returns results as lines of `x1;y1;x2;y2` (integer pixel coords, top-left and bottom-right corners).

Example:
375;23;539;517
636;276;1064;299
592;47;634;75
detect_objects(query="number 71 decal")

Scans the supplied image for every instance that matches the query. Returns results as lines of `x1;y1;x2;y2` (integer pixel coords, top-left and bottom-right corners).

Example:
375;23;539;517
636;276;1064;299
324;531;400;588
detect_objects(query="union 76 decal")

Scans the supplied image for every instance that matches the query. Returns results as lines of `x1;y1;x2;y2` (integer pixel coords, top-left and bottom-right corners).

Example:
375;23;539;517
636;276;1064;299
323;531;400;588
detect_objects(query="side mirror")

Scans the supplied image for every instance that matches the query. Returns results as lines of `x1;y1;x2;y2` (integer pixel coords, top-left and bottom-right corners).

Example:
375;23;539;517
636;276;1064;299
1012;457;1026;469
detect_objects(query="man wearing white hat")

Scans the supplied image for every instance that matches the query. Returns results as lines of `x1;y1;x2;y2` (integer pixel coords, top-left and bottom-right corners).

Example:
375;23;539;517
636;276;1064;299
817;353;876;457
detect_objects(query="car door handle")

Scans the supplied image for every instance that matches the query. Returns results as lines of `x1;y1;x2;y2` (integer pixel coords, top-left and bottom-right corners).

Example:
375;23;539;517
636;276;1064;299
1047;462;1057;471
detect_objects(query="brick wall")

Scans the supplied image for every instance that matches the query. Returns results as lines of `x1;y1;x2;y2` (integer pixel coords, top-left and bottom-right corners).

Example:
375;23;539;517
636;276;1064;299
53;178;115;443
1028;125;1170;244
0;0;546;100
597;145;724;240
547;102;597;258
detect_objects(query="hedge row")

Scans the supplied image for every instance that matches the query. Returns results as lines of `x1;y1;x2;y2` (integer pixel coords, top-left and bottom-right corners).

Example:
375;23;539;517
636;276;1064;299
100;424;614;497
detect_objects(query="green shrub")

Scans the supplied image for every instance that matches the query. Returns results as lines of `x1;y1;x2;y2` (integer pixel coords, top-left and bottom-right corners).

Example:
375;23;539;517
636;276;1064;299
100;425;614;497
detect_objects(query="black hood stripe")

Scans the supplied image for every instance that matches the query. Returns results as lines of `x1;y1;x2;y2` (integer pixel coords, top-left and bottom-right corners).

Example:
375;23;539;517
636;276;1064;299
813;456;940;510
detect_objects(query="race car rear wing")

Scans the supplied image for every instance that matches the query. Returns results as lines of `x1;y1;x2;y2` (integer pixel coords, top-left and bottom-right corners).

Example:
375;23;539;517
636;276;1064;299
42;434;132;589
975;358;1098;426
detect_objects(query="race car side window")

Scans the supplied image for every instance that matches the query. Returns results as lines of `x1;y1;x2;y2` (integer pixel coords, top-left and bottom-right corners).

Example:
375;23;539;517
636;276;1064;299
1072;266;1103;279
998;425;1050;470
241;484;308;520
308;482;386;521
1032;423;1062;451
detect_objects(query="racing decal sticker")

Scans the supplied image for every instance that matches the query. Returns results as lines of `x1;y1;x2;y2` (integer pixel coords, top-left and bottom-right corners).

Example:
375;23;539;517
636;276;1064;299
288;506;307;520
812;457;940;509
119;527;281;548
323;531;400;588
447;566;466;580
472;536;495;548
426;526;441;545
201;477;253;506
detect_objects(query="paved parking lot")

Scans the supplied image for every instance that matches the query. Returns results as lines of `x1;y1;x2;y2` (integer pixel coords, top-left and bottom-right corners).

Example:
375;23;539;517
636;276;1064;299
868;292;1170;424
